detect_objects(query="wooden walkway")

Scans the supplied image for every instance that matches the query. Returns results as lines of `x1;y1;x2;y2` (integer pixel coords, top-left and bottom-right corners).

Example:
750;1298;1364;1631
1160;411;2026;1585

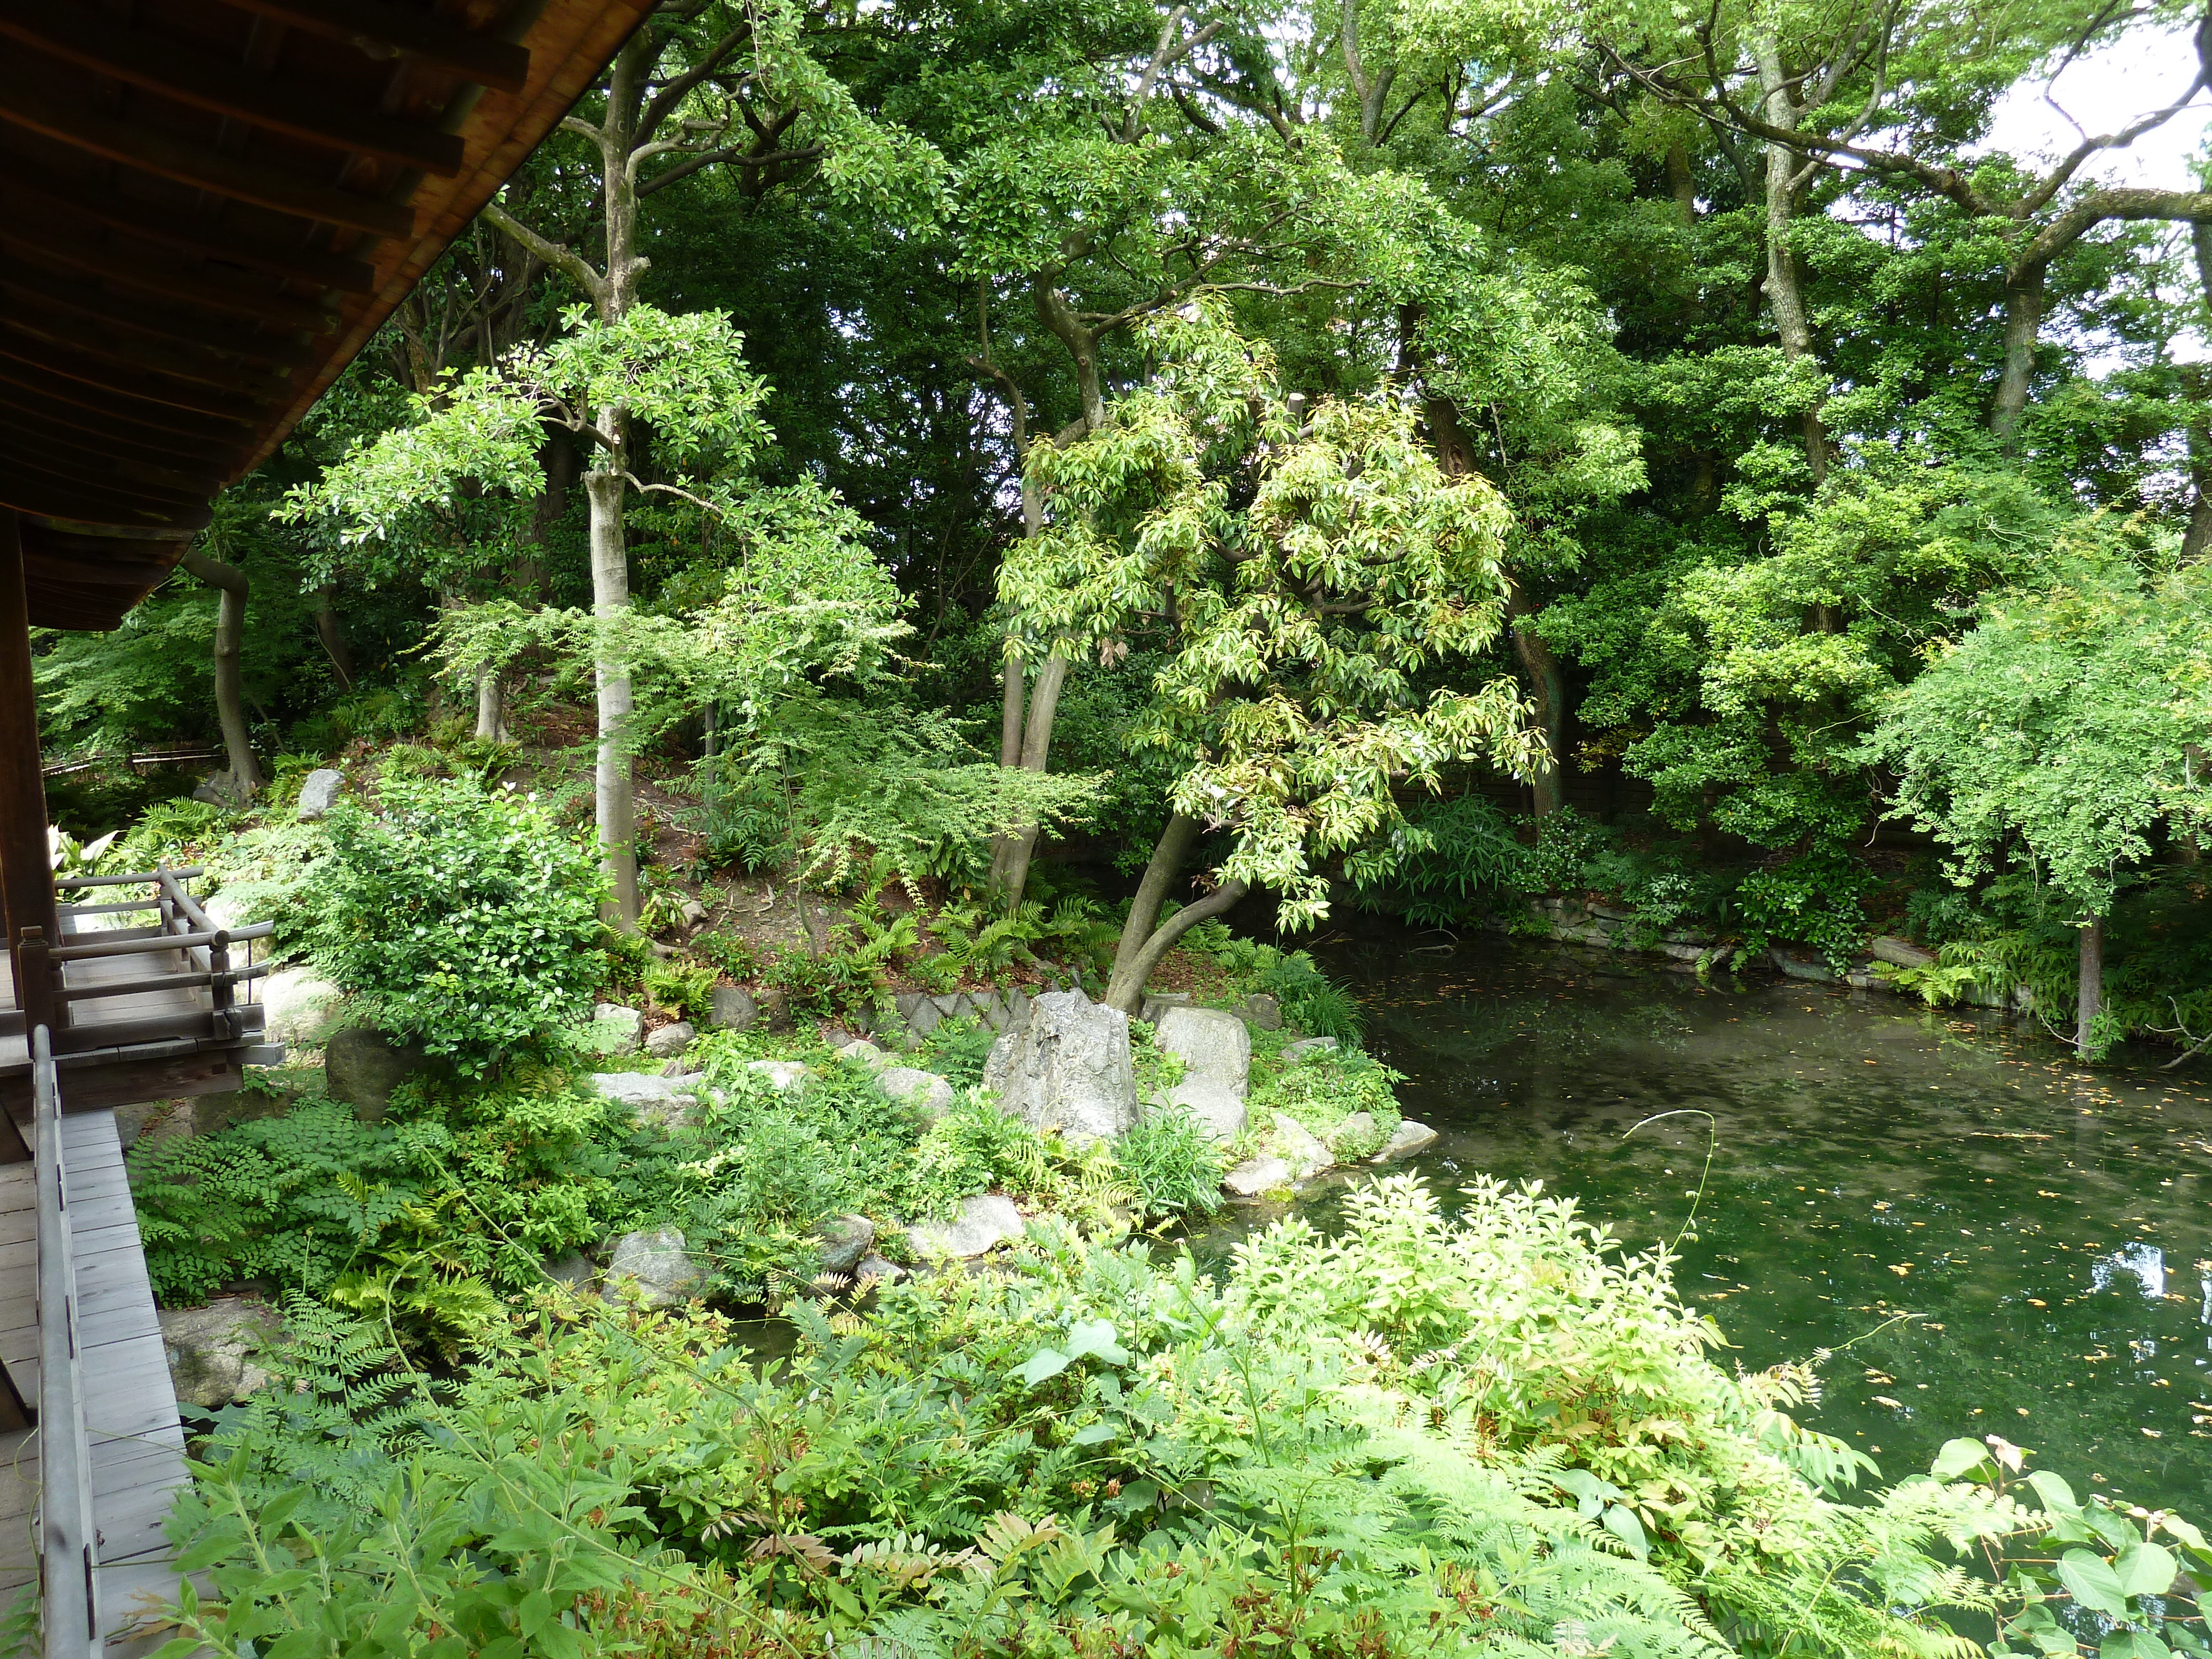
0;1108;190;1648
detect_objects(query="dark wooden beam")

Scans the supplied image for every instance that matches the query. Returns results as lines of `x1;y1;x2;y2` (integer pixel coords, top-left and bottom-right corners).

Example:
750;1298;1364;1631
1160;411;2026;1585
0;449;211;519
0;469;212;533
0;176;375;295
215;0;532;93
0;367;258;467
0;220;342;335
0;509;62;1018
0;418;226;497
0;6;468;177
0;330;275;424
0;62;416;239
0;395;247;473
3;295;297;400
0;267;316;373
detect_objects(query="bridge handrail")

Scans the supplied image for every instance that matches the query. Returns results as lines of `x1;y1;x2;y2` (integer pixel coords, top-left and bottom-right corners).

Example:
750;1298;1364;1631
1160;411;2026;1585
32;1024;100;1659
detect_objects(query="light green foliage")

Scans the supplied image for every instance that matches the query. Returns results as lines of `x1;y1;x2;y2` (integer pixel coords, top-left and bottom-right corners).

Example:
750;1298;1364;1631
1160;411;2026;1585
1870;559;2212;920
282;305;771;583
1004;306;1544;930
303;778;607;1071
1185;922;1368;1044
1251;1048;1404;1160
1115;1104;1227;1219
159;1175;2171;1659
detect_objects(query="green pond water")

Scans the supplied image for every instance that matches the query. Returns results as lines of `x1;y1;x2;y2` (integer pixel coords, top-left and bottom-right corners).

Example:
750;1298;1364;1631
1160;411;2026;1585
1197;935;2212;1515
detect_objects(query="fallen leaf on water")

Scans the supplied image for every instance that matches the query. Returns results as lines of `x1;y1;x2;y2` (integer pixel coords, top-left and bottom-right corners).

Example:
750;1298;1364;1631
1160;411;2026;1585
1874;1396;1905;1409
1889;1264;1912;1276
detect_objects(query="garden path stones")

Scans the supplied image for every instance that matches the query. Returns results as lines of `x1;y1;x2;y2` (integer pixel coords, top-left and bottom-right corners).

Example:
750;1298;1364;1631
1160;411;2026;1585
645;1019;696;1060
259;965;343;1046
591;1071;705;1129
324;1026;428;1121
1152;1006;1250;1141
591;1003;644;1054
1223;1156;1293;1197
877;1066;954;1122
709;985;758;1031
814;1213;876;1275
1370;1120;1438;1164
983;989;1138;1144
1281;1036;1339;1062
294;768;345;821
603;1228;702;1307
159;1295;280;1410
907;1193;1025;1259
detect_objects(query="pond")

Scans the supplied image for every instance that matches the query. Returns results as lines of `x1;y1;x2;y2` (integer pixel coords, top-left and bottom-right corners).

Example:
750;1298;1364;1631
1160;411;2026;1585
1199;933;2212;1515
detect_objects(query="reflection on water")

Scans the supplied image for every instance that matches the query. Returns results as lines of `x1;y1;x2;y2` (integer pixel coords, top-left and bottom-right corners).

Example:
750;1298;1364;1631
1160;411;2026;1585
1191;935;2212;1514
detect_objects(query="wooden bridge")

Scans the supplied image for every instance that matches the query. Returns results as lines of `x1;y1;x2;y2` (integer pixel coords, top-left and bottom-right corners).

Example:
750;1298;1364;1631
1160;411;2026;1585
0;870;276;1654
0;0;656;1648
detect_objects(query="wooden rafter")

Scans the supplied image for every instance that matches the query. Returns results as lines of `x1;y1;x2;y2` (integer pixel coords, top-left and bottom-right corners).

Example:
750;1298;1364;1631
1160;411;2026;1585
0;270;316;372
0;221;340;335
0;7;467;177
0;178;375;295
0;330;274;424
213;0;533;93
3;298;295;399
0;64;416;239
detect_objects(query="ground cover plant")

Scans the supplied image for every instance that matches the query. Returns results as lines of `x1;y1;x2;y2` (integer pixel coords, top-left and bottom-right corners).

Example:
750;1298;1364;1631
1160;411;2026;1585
150;1176;2212;1659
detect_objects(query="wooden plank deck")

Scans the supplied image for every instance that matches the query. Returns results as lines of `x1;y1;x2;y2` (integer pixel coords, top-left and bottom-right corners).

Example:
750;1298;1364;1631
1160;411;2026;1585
0;927;214;1076
0;1108;192;1647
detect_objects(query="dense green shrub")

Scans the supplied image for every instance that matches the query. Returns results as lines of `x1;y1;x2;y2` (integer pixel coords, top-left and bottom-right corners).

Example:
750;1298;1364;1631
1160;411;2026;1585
1252;1047;1403;1159
305;778;606;1070
159;1175;2212;1659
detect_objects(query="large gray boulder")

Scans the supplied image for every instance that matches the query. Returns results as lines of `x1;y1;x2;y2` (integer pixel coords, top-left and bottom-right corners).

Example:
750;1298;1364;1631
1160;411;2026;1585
907;1193;1025;1259
644;1019;696;1061
591;1004;644;1055
259;966;344;1046
878;1066;955;1123
1139;992;1192;1025
982;989;1137;1143
324;1027;428;1120
1239;992;1282;1032
591;1071;705;1130
815;1214;877;1275
603;1228;702;1307
1282;1036;1339;1063
1266;1113;1333;1180
160;1296;281;1410
837;1039;889;1071
710;985;758;1031
1371;1119;1439;1164
1223;1156;1293;1198
294;768;346;821
1153;1006;1250;1141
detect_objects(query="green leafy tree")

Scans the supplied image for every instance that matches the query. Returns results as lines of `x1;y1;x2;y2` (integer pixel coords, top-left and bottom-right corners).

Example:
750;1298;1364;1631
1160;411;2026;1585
1003;309;1542;1010
1868;555;2212;1058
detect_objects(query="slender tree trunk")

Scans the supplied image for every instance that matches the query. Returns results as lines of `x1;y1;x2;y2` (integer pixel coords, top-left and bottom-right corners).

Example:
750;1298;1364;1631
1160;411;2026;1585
2075;911;2105;1061
180;549;262;801
985;650;1071;902
474;666;510;741
310;586;355;690
1108;811;1199;994
1506;580;1567;817
1104;812;1250;1012
1755;35;1828;484
586;460;639;928
1665;140;1698;227
1991;265;2046;446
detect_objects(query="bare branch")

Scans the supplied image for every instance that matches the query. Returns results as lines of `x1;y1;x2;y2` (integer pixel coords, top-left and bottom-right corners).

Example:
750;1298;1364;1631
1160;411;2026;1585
638;17;756;144
481;199;607;305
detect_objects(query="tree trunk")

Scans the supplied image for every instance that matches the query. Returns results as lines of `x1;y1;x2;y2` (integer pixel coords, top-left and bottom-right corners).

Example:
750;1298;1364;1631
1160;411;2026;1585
474;665;510;741
1665;140;1698;227
180;549;262;801
311;586;355;690
1104;813;1249;1013
1991;265;2046;447
1506;578;1566;817
985;650;1071;904
1107;811;1199;993
1755;35;1828;483
2075;912;2105;1061
586;460;639;929
999;650;1026;768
